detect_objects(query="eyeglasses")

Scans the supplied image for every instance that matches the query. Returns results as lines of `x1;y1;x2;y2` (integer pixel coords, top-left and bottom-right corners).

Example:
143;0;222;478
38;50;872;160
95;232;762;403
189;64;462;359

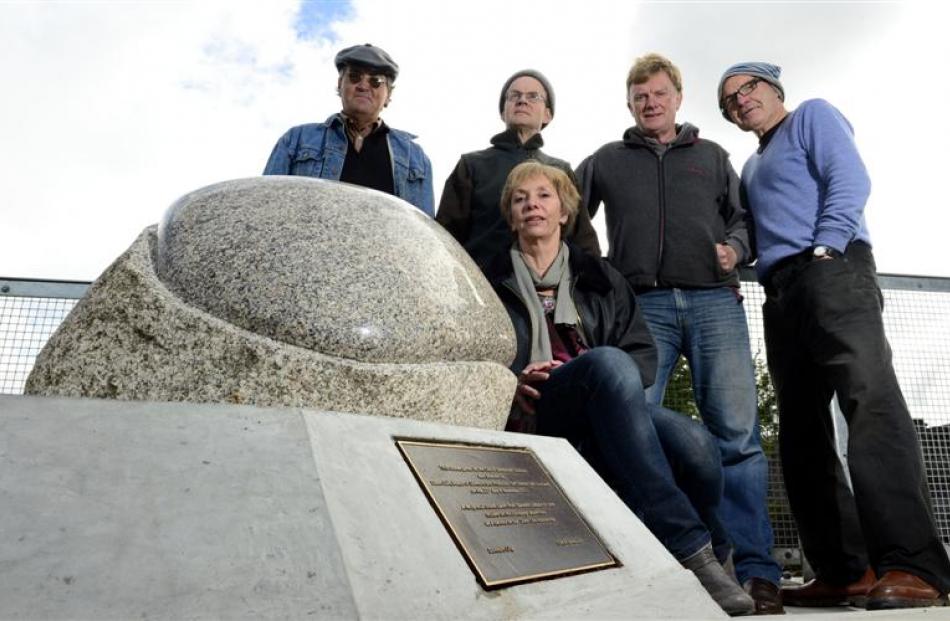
505;90;545;104
720;78;761;112
346;69;388;89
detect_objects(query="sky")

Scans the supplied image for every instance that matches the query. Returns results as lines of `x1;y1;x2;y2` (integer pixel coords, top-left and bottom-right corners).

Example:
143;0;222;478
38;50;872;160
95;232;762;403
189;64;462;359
1;0;947;281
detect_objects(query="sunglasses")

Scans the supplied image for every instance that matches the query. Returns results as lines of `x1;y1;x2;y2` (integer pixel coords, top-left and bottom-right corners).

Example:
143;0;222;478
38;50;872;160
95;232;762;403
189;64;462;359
346;70;388;89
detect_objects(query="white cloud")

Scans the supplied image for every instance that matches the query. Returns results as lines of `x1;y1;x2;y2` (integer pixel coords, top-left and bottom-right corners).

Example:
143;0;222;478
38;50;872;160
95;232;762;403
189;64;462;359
1;1;320;278
1;0;947;279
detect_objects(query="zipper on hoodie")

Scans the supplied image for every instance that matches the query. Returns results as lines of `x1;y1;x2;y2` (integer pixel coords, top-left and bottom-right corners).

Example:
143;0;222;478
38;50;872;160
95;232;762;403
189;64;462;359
655;151;666;287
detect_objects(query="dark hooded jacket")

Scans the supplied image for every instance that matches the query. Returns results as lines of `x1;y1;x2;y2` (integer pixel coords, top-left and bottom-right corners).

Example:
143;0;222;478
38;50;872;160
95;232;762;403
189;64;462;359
437;129;601;269
576;123;750;290
484;244;657;387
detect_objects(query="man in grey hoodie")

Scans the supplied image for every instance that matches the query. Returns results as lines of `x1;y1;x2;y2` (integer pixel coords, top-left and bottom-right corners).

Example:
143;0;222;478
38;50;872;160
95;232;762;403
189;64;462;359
576;53;782;615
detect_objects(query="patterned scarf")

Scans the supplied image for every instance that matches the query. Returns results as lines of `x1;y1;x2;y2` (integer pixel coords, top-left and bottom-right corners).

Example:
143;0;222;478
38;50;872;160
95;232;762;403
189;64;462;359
510;242;579;362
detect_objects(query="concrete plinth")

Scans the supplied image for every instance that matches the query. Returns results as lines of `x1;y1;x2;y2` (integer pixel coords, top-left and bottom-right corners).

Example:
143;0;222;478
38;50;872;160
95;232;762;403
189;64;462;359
0;395;725;619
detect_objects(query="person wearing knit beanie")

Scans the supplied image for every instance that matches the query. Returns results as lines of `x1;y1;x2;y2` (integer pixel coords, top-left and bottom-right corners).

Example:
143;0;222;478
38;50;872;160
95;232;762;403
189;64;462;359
722;60;950;610
436;69;600;270
717;62;784;123
497;69;555;129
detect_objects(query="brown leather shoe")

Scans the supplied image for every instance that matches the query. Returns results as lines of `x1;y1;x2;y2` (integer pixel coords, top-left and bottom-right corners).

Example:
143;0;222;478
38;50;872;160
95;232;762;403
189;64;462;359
781;567;875;607
743;578;785;615
866;571;949;610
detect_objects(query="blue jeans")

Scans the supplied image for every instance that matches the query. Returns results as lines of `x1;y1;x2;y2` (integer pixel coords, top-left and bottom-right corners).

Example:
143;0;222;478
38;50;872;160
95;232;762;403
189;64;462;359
638;287;781;584
534;347;728;562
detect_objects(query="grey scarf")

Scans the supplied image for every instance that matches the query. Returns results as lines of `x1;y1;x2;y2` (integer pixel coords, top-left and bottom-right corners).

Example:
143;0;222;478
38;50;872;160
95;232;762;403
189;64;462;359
510;242;579;362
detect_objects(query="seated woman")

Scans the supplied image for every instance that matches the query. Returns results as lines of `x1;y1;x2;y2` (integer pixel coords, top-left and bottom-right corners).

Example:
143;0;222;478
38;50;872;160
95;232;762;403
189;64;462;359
484;161;754;616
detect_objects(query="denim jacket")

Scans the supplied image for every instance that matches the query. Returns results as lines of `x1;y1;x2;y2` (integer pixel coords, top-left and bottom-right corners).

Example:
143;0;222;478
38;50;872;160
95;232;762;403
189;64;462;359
263;114;434;217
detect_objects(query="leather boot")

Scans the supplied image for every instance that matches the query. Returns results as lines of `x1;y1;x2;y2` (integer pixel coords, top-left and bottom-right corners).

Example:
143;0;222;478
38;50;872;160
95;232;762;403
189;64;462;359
743;578;785;615
683;543;755;616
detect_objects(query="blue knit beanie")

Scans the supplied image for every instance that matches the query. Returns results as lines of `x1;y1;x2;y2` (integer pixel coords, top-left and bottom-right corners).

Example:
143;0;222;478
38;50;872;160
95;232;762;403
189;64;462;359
718;62;784;122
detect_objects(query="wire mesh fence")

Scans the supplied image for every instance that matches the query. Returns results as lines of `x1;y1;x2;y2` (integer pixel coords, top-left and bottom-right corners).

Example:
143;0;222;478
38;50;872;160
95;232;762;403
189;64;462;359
3;271;950;569
1;278;86;395
657;269;950;565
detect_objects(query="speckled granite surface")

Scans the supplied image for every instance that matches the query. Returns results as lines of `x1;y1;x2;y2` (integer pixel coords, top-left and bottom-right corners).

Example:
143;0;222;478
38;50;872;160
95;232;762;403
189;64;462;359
26;177;517;429
156;176;513;364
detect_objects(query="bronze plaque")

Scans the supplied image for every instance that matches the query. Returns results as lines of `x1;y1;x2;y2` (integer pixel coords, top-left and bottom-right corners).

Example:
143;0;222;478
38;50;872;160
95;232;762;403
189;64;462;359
396;439;617;588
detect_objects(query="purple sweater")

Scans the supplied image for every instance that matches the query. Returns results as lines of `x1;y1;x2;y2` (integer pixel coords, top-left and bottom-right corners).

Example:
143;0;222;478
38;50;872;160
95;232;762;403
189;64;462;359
741;98;872;281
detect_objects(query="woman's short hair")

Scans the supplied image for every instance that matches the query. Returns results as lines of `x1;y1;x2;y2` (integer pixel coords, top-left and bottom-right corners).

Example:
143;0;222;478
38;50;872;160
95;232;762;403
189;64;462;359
499;161;579;234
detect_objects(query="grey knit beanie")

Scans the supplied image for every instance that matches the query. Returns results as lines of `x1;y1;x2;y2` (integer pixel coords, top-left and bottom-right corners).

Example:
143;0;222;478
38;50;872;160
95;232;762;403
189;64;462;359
718;62;784;122
498;69;555;127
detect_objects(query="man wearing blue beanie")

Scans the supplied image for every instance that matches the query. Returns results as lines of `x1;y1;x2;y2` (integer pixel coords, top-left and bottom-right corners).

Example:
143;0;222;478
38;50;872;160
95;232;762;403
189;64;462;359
720;61;950;610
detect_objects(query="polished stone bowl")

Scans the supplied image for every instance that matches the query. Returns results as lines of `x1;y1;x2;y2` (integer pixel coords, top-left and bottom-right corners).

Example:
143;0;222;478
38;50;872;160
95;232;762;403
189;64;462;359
27;177;517;429
156;176;514;365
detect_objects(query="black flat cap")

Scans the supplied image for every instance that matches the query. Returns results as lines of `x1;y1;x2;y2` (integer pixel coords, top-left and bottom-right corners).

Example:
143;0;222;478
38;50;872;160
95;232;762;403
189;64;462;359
334;43;399;80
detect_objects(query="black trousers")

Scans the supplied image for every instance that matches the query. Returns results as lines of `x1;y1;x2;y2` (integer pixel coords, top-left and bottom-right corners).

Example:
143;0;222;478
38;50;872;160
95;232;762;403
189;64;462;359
763;242;950;591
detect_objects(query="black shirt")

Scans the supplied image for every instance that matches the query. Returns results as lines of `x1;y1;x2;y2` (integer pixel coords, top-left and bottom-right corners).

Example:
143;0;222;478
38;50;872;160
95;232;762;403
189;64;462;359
340;124;395;195
757;115;788;153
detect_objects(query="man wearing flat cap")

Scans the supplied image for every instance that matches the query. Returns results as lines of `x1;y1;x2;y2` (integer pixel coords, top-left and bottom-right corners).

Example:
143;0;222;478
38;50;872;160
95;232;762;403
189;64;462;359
264;43;434;216
436;69;600;269
720;61;950;610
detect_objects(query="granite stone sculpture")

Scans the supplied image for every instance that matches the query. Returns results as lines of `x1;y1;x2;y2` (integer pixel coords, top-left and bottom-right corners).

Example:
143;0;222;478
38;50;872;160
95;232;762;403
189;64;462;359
26;177;518;429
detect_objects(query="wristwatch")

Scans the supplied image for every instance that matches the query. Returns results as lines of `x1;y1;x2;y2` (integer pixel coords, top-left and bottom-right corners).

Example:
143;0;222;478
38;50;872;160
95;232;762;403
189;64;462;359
812;245;841;260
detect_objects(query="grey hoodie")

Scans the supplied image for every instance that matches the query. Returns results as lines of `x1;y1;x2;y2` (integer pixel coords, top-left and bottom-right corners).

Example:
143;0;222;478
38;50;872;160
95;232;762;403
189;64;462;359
576;123;750;290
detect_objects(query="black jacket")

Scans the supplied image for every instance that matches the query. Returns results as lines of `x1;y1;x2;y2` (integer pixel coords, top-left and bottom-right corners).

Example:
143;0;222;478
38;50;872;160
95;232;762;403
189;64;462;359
485;245;657;388
577;124;750;290
437;129;601;269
